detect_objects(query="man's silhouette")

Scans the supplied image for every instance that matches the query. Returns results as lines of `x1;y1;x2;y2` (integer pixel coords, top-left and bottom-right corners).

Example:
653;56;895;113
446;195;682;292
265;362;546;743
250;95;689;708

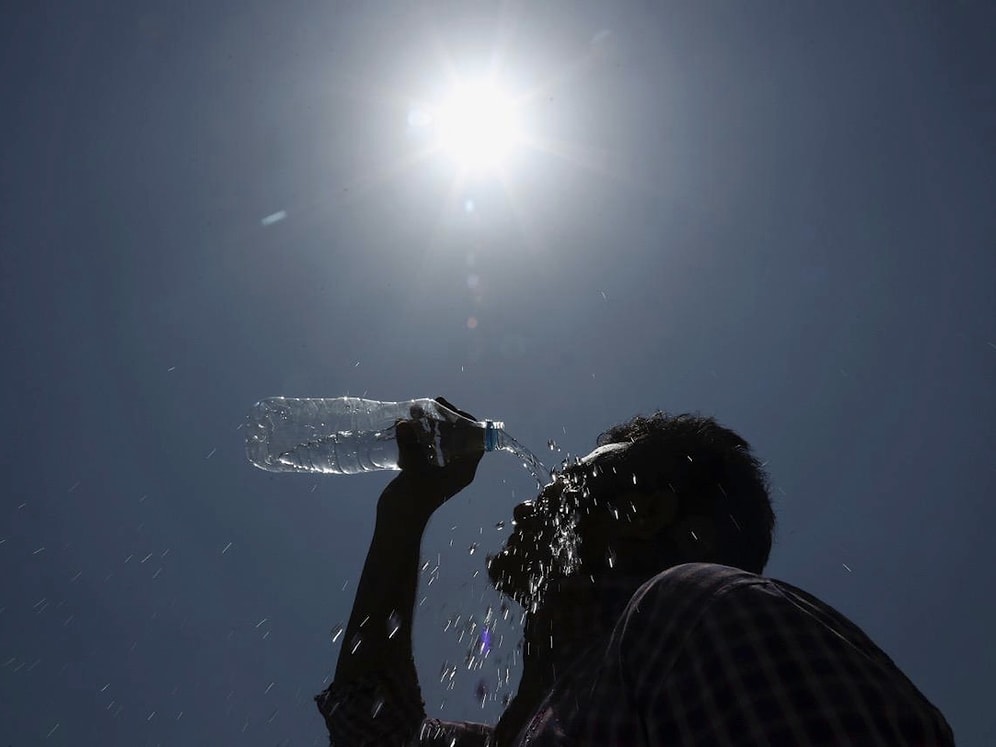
317;400;953;745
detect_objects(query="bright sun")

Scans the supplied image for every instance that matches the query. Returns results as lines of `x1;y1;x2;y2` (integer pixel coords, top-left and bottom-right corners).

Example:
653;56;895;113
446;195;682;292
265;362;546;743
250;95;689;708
431;83;523;172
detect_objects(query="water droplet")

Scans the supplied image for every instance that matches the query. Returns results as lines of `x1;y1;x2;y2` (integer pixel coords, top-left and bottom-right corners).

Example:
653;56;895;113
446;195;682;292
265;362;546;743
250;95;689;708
350;634;362;654
479;628;492;655
495;521;505;531
474;679;488;707
261;210;287;226
547;440;560;451
439;662;457;684
371;697;384;718
387;611;401;639
331;624;344;643
468;543;478;555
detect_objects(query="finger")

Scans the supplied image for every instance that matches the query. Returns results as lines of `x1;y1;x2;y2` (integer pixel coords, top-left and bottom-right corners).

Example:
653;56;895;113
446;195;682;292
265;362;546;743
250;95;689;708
396;419;416;444
435;396;477;421
395;420;429;472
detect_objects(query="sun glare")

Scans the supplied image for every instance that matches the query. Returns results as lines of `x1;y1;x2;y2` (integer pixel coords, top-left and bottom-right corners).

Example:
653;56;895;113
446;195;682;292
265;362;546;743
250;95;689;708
432;83;523;172
388;37;627;242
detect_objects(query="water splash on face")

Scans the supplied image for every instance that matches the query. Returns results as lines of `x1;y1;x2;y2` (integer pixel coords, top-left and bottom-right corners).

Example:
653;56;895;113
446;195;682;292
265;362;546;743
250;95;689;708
487;472;592;611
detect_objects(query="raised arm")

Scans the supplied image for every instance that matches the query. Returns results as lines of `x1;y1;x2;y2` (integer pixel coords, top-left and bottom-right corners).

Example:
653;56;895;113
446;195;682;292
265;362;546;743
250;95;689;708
317;400;489;746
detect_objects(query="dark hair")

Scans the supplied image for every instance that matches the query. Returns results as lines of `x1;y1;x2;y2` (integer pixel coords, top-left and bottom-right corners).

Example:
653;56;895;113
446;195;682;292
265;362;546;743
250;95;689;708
597;411;775;574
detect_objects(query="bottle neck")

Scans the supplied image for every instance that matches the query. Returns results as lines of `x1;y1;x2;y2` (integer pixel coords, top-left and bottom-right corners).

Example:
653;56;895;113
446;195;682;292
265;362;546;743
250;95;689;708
483;420;505;452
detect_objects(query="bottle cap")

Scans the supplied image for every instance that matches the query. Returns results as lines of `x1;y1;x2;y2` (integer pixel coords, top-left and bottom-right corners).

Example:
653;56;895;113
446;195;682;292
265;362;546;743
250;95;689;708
483;420;504;452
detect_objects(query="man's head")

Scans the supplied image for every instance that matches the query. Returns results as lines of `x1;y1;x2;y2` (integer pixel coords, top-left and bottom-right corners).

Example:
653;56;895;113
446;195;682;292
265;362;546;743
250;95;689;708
486;411;774;609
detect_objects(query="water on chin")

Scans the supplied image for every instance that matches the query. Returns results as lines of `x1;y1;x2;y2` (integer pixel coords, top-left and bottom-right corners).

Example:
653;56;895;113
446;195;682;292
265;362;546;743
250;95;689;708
489;529;582;610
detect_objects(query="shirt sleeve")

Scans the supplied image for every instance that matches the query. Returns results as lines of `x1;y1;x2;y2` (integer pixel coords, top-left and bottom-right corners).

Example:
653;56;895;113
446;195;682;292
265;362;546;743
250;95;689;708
617;563;955;746
315;663;493;747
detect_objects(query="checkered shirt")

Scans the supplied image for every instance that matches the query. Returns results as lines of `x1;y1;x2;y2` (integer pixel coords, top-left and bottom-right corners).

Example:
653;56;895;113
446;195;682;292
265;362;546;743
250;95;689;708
316;562;954;746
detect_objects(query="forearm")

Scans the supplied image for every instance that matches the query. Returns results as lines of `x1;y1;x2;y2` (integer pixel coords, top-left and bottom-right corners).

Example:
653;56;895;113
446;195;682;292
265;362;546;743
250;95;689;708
334;476;431;687
320;415;483;744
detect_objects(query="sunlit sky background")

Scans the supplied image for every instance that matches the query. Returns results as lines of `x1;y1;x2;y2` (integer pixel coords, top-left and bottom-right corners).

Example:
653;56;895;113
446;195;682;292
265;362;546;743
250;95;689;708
3;1;995;744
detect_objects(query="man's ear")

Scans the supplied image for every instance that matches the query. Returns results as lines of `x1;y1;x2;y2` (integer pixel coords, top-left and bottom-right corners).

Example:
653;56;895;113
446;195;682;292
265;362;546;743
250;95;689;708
666;514;717;561
614;489;680;540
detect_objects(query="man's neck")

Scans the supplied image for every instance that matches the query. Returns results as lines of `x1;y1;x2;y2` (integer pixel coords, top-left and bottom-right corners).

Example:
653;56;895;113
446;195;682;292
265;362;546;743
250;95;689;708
495;572;650;745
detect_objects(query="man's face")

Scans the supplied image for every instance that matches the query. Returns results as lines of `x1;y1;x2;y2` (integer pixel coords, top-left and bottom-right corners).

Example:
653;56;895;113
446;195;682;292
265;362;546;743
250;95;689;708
486;443;636;609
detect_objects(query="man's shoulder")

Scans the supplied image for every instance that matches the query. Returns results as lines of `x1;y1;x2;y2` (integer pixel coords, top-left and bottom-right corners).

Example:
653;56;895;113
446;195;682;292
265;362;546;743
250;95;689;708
604;564;768;687
613;564;769;647
624;563;840;631
629;562;768;606
621;564;877;663
611;566;955;745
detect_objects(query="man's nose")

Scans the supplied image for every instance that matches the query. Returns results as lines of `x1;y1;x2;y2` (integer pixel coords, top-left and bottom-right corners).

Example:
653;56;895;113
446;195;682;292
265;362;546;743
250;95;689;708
513;500;537;526
513;480;566;525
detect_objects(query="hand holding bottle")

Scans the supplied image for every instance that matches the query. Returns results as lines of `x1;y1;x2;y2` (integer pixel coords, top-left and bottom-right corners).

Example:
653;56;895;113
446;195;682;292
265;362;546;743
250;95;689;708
382;397;485;520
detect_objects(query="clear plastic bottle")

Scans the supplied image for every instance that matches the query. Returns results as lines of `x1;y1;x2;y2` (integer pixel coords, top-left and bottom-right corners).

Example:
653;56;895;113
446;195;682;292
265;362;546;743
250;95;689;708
246;397;506;475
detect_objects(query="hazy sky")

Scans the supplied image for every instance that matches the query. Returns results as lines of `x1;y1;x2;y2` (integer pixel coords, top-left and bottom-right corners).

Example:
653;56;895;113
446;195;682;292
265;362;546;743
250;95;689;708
2;1;994;744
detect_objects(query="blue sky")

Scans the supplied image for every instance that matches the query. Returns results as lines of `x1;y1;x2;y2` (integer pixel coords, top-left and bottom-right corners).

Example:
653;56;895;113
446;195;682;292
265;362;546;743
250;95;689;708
2;1;994;744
